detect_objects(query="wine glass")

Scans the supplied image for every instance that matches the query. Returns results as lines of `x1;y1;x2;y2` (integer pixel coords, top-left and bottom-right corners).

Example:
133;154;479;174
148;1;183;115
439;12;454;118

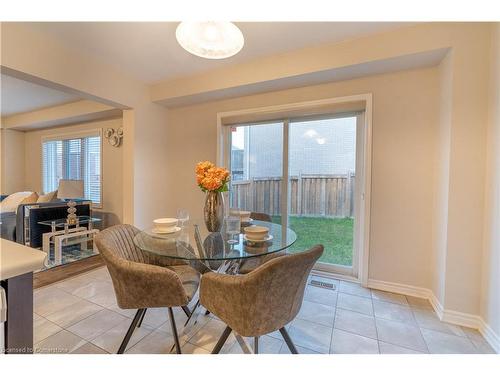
177;208;189;228
225;215;241;245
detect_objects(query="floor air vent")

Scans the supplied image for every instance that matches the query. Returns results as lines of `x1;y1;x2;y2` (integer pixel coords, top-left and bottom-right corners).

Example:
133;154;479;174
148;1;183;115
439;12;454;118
309;279;336;290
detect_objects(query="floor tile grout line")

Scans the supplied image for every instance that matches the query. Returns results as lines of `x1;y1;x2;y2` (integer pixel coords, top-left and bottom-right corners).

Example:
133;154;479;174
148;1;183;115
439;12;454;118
329;286;340;354
419;325;481;353
43;302;106;330
369;289;381;354
34;313;81;345
64;309;134;343
409;306;431;354
35;327;91;354
377;339;426;354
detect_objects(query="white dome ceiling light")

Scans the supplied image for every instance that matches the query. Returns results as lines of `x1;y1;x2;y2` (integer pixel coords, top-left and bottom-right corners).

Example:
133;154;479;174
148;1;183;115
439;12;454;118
176;22;244;59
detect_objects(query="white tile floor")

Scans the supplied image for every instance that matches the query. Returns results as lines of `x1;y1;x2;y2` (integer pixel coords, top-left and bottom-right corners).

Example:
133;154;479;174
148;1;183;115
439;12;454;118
32;267;496;354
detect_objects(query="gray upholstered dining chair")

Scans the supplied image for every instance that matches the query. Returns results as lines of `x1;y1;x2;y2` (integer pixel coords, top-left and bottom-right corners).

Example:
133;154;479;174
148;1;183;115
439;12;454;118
94;224;200;354
200;244;324;354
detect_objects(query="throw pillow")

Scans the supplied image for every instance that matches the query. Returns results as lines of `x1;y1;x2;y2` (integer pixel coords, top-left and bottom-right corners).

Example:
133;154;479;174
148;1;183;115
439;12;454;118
0;191;34;213
21;192;39;205
37;190;57;203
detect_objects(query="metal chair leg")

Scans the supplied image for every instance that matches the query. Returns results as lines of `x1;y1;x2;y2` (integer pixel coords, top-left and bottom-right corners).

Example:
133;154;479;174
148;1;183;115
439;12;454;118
211;326;233;354
117;308;145;354
254;336;259;354
168;307;182;354
137;308;147;327
183;300;200;327
279;327;298;354
181;305;191;318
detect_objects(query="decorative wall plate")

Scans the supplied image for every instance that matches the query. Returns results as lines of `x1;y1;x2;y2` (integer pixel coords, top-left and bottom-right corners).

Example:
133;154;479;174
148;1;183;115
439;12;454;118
104;127;123;147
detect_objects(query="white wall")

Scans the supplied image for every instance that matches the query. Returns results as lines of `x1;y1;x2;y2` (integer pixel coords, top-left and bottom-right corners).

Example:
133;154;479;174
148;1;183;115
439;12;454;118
166;67;439;290
481;23;500;346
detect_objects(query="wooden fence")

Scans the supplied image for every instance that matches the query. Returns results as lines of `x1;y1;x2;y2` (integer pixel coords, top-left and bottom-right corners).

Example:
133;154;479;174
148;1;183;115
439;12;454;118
230;173;355;218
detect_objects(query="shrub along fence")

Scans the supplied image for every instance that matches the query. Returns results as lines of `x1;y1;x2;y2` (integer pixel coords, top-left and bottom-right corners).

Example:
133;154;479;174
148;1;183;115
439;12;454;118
229;173;355;218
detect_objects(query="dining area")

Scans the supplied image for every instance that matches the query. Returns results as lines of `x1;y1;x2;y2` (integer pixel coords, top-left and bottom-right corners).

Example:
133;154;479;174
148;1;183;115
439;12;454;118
94;205;322;354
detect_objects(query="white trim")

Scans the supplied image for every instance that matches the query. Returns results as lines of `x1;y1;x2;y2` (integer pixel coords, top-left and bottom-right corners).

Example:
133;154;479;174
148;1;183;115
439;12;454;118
367;279;431;299
217;95;367;125
480;318;500;354
359;95;372;287
41;128;101;142
311;269;359;283
216;94;373;285
314;262;353;276
367;278;500;353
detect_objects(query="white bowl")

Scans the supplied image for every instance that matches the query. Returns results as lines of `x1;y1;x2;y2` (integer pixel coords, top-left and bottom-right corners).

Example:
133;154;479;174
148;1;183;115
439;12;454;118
240;210;251;222
153;218;178;230
244;225;269;240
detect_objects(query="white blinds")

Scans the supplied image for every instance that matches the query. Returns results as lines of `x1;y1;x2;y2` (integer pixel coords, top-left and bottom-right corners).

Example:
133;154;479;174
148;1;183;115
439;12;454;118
42;134;101;204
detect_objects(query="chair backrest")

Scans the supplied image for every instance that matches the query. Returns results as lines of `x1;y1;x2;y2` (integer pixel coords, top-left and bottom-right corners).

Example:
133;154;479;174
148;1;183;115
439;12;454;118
250;212;272;222
95;224;146;263
94;224;191;309
202;245;323;337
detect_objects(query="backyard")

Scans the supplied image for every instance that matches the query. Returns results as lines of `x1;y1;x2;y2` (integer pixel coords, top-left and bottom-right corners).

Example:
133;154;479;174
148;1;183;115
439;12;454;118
272;216;354;266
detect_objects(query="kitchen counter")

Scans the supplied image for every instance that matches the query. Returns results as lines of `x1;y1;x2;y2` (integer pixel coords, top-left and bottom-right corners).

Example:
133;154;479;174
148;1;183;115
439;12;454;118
1;239;46;280
1;239;46;354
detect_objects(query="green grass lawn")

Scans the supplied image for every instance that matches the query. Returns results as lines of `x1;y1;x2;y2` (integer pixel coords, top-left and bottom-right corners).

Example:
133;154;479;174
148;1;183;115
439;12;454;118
272;216;354;266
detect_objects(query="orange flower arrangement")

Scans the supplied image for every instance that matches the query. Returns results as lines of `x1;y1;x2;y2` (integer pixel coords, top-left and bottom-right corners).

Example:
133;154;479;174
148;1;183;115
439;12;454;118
196;161;230;193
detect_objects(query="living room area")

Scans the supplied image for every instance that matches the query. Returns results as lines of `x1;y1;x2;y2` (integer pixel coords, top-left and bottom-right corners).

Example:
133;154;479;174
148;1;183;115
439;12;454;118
1;1;500;374
1;74;125;269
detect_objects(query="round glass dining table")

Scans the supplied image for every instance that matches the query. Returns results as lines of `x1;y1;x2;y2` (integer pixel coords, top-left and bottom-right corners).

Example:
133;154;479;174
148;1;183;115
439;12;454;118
133;220;297;271
134;220;297;353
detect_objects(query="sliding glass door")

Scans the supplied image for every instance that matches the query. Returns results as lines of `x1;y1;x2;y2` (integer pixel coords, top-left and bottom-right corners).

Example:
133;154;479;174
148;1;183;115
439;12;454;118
227;113;363;276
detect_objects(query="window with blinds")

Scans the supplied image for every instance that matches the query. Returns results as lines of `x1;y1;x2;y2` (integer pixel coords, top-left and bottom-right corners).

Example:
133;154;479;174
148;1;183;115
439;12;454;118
42;133;102;205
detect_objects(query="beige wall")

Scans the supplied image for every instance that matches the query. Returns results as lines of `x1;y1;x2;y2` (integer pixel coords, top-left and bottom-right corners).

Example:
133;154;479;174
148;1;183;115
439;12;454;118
0;128;26;194
481;23;500;343
23;118;124;223
166;67;439;289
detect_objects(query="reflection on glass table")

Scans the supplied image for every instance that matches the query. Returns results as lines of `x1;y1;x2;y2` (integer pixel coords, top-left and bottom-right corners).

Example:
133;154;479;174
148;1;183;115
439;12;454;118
134;220;296;271
134;219;297;354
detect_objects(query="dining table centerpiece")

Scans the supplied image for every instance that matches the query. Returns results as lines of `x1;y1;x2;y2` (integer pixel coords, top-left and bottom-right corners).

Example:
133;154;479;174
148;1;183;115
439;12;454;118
196;161;230;232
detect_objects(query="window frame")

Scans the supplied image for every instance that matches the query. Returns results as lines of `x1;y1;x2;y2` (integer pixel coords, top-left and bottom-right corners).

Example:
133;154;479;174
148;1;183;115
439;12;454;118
216;94;373;286
41;128;103;209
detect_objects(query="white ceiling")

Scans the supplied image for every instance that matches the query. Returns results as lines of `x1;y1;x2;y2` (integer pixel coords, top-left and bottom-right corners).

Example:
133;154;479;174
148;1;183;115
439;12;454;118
1;74;81;117
26;22;412;84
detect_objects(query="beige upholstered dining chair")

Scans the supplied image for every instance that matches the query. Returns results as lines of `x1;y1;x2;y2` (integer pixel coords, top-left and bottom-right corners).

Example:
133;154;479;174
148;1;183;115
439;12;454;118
200;244;324;354
94;224;200;354
249;211;272;222
239;211;280;274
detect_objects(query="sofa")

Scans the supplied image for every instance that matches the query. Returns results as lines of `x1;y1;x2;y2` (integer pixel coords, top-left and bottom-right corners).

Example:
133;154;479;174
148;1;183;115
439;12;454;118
0;195;92;248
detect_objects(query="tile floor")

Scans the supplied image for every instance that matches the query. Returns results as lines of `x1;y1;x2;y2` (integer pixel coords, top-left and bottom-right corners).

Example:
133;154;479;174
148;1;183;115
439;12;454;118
32;267;496;354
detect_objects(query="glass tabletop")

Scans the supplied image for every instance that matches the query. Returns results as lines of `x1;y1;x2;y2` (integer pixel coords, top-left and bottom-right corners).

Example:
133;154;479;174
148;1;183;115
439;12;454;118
38;215;102;227
134;220;297;261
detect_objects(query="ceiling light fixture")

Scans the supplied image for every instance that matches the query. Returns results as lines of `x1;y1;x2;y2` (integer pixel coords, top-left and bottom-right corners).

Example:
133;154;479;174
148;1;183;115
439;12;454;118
176;21;244;59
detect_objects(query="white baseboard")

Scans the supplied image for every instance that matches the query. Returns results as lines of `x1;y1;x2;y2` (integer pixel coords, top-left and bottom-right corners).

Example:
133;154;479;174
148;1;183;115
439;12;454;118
367;278;430;299
479;317;500;354
368;278;499;353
